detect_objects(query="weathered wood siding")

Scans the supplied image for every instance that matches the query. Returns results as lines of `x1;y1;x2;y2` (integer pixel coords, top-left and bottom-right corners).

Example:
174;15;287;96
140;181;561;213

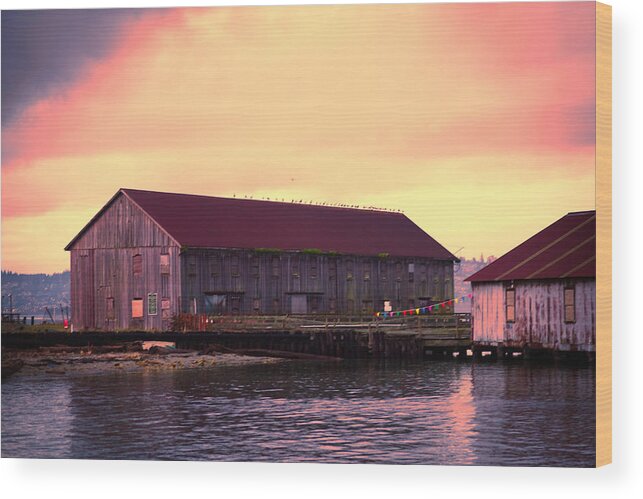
180;249;454;316
69;194;181;330
472;278;596;351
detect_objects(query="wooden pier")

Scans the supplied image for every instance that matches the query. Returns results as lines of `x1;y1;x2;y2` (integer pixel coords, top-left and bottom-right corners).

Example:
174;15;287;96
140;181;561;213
2;314;472;360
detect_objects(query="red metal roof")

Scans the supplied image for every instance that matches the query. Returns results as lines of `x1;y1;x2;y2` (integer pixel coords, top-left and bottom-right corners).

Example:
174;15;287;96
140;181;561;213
465;211;596;282
70;188;456;260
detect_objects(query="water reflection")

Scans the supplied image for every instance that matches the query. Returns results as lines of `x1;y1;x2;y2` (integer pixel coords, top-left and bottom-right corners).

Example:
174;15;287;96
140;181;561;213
2;361;595;466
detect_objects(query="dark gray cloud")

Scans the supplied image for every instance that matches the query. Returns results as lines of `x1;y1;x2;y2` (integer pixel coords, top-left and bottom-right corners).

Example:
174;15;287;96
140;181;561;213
1;8;151;127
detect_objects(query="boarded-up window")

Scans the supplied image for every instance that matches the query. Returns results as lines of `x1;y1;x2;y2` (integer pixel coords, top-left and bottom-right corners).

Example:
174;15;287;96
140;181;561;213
132;254;143;276
160;254;170;274
506;288;516;323
564;287;576;323
106;297;115;320
132;298;143;318
161;298;171;320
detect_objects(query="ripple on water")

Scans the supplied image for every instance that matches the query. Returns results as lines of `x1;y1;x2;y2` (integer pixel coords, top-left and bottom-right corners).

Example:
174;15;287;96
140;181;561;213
1;361;595;466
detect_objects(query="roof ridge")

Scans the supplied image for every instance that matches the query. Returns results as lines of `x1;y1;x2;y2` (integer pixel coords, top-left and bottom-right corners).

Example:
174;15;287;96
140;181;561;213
121;187;405;215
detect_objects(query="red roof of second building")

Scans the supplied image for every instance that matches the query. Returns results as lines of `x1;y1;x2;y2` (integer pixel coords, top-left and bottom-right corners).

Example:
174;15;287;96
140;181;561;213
109;189;456;260
465;210;596;282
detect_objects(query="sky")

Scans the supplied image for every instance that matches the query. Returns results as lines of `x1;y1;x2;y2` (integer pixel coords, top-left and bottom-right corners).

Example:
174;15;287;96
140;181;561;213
1;2;597;274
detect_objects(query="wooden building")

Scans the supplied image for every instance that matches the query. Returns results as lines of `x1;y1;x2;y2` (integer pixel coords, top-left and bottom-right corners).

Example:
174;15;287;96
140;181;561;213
466;211;596;354
66;188;457;331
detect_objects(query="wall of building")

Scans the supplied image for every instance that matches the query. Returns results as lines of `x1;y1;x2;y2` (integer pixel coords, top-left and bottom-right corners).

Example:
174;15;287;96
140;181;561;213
471;278;596;351
69;194;182;330
180;249;455;316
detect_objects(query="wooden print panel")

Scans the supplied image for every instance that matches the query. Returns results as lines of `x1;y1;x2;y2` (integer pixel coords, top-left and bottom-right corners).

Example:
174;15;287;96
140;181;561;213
596;1;612;468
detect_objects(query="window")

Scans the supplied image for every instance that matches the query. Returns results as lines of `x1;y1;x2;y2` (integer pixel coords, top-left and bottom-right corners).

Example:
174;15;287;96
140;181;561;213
564;287;576;323
505;288;516;323
329;298;337;313
271;256;280;277
161;298;171;320
329;260;337;280
231;255;240;276
251;256;260;276
231;295;241;315
395;261;402;281
210;257;220;276
310;258;318;278
106;297;115;320
291;256;300;277
363;262;371;281
408;262;415;283
310;296;321;314
132;254;143;276
362;300;373;313
148;293;158;316
273;298;280;313
160;254;170;274
380;262;388;281
132;298;143;318
346;260;354;280
188;263;197;276
347;299;355;313
253;298;261;312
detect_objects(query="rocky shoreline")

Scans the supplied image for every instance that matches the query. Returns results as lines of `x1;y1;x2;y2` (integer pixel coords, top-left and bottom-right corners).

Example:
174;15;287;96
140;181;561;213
1;342;285;379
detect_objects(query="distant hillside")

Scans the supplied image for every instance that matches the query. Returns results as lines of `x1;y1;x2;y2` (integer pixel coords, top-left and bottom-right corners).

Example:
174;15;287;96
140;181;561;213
453;256;496;312
1;270;70;319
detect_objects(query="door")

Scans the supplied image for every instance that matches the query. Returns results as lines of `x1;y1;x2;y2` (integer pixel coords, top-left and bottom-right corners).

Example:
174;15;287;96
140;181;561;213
290;295;307;314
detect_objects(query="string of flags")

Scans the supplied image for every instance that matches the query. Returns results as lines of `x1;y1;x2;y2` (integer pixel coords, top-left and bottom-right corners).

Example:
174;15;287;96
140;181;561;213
374;294;473;319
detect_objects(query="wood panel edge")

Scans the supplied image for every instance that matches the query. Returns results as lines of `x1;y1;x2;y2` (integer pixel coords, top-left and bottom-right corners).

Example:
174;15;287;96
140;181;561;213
595;0;612;468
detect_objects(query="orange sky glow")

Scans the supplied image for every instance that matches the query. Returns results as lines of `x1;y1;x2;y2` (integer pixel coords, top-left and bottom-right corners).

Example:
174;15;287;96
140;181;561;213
2;2;597;273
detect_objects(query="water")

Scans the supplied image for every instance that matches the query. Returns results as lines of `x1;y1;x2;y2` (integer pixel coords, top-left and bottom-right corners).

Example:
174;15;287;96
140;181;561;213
1;360;595;466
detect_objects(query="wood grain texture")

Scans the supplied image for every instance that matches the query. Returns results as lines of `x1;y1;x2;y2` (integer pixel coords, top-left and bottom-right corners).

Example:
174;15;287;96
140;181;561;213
472;279;595;350
596;1;612;468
